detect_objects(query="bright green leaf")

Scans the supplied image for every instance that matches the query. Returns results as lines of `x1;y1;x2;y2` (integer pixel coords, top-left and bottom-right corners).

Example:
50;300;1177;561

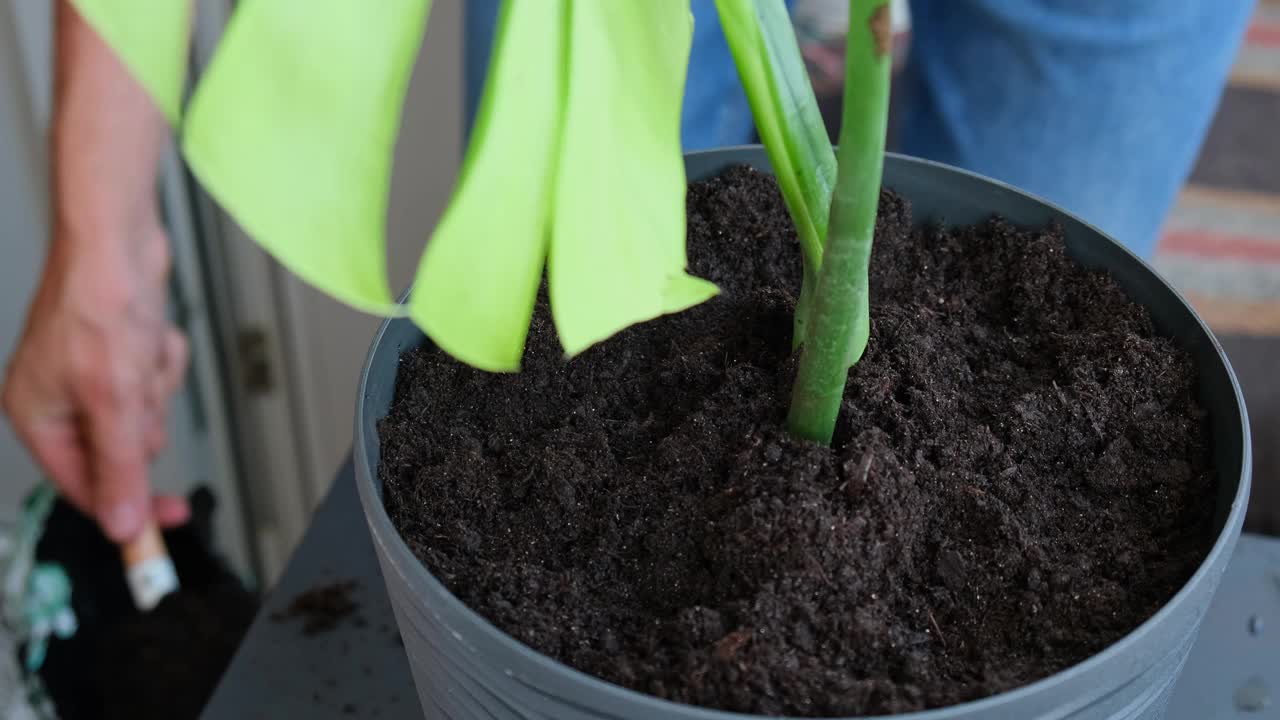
409;0;567;372
70;0;191;125
181;0;430;315
549;0;718;357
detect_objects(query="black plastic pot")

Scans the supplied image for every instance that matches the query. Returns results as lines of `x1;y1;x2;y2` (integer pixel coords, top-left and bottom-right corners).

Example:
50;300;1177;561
355;147;1251;719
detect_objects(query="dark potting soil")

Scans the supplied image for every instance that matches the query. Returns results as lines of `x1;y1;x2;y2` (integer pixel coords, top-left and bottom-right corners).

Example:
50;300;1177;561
379;166;1216;716
93;585;257;719
34;490;258;720
271;580;361;635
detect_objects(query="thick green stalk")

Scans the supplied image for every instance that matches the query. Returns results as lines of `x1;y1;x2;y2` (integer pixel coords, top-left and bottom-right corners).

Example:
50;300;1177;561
714;0;836;347
786;0;891;445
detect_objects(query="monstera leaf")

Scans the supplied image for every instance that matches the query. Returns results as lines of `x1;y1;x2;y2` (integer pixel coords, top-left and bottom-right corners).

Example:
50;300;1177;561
72;0;715;371
548;0;718;358
182;0;431;315
417;0;715;369
408;0;561;371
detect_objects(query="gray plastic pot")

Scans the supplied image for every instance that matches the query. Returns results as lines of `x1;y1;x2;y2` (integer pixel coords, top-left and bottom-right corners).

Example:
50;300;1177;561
355;147;1251;720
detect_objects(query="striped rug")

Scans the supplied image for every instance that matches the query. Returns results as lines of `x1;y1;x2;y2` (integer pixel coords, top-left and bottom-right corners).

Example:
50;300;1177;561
1156;1;1280;338
1159;0;1280;534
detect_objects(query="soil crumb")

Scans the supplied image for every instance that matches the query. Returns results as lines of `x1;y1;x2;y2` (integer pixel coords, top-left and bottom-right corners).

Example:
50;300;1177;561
380;166;1216;716
272;580;360;636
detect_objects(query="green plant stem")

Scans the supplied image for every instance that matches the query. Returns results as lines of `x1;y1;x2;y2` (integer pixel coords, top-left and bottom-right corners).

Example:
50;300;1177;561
786;0;891;445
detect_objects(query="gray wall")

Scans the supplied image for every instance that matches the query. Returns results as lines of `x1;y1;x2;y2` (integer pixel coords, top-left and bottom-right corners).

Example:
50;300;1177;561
0;1;51;524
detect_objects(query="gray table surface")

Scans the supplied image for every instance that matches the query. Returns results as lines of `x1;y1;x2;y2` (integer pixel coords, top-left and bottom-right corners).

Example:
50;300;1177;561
202;460;1280;719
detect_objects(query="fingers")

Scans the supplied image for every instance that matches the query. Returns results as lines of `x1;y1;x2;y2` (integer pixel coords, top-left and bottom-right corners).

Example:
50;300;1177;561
90;326;187;540
77;366;150;543
144;328;187;459
90;430;149;542
158;329;189;400
23;421;95;516
2;366;95;516
10;408;187;531
152;494;191;528
0;376;178;533
144;415;169;459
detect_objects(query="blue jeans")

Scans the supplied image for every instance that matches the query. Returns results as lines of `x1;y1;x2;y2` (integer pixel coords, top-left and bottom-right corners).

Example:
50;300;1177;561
463;0;1254;258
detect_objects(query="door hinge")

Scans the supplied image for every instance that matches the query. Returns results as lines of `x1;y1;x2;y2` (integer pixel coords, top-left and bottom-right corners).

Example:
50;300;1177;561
236;327;275;394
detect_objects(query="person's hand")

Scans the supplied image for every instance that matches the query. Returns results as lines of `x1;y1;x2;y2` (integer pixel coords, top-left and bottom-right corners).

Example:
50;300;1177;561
2;219;190;542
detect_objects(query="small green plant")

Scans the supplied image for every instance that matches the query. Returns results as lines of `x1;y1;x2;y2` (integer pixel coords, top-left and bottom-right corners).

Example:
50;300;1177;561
77;0;891;446
718;0;891;443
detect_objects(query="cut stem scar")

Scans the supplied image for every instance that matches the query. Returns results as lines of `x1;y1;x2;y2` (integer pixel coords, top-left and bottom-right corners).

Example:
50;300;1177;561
869;4;892;56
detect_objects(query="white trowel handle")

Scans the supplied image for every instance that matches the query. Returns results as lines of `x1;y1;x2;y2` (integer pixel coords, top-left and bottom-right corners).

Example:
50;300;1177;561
121;521;179;611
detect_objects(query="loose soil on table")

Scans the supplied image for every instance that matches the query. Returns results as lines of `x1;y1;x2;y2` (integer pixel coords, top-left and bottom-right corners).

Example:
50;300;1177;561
379;166;1216;716
271;580;360;636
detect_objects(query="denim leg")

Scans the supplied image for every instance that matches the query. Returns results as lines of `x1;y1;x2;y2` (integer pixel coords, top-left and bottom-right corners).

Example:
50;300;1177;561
682;0;757;150
462;0;777;150
899;0;1255;257
463;0;500;142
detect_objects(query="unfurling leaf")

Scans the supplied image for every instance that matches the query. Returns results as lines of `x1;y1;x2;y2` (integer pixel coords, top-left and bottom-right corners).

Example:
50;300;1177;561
715;0;836;345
